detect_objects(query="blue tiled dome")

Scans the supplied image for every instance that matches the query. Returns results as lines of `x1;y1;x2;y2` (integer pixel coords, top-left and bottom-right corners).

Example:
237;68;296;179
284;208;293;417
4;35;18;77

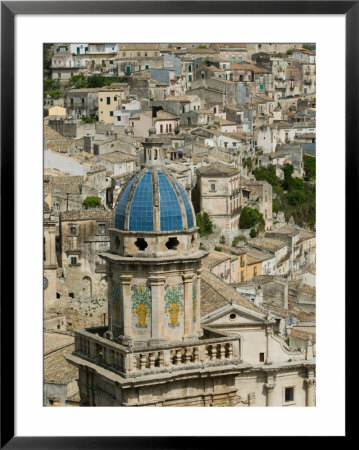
115;168;195;232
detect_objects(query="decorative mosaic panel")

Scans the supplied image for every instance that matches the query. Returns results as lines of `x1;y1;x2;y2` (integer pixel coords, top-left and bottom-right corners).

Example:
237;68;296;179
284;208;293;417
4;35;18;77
164;283;184;328
131;284;152;328
192;282;197;322
112;282;121;325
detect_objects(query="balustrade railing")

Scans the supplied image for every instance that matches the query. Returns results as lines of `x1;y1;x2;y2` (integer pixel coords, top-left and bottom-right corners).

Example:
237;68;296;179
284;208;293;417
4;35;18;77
73;328;241;377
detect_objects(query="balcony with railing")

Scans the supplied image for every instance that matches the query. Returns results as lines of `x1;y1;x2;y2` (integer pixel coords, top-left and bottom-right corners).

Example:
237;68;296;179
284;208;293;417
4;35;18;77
73;326;242;379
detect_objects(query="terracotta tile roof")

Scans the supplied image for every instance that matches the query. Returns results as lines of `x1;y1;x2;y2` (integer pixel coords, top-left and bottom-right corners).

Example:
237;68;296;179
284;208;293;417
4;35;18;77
246;248;273;263
44;332;74;354
96;151;137;163
201;269;261;316
216;244;246;256
44;344;78;385
202;251;232;270
197;162;239;177
250;238;287;252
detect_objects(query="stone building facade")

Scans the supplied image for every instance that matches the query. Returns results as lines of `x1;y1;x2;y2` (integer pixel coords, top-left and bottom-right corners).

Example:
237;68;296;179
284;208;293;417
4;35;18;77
66;137;315;407
196;162;242;243
55;209;113;329
44;203;58;312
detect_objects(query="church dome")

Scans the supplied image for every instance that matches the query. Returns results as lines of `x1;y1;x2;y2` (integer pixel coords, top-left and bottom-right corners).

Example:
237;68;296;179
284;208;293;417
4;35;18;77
115;168;195;232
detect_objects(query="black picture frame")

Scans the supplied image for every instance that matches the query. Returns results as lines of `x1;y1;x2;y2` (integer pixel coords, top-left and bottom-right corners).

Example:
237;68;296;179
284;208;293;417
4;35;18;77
1;1;351;447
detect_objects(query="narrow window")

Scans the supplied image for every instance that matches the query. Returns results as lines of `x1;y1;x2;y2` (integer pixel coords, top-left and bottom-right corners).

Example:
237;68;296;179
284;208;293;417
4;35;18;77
259;353;264;362
107;97;111;105
69;225;77;236
98;223;106;235
56;292;61;299
69;293;74;299
210;183;215;191
285;387;294;402
70;256;77;265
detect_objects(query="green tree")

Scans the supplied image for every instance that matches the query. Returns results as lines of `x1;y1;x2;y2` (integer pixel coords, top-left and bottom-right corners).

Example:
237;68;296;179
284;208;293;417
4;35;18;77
196;212;214;237
87;74;111;88
282;163;294;188
272;198;281;214
81;116;97;124
83;196;102;209
69;74;87;89
249;228;258;238
286;190;306;206
232;235;247;246
243;158;253;171
253;164;282;189
303;154;316;180
239;206;265;231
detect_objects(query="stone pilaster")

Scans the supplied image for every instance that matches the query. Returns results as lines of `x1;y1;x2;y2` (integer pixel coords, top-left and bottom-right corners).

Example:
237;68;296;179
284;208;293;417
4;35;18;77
195;268;202;337
107;266;113;334
182;272;194;339
119;274;132;342
304;376;316;406
264;382;276;407
265;325;273;365
148;275;166;344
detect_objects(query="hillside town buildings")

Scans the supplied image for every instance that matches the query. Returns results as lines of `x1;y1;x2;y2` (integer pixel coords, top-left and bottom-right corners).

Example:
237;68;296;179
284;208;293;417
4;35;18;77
43;43;316;407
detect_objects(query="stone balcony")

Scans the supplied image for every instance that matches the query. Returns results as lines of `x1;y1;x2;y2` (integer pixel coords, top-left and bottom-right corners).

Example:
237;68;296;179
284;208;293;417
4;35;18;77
72;325;242;379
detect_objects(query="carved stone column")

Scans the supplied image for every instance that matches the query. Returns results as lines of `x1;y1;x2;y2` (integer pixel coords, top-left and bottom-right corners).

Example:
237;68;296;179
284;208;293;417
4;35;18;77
195;268;202;337
148;275;166;344
264;383;276;406
107;266;113;334
119;274;132;341
265;326;273;365
182;272;195;339
304;378;316;406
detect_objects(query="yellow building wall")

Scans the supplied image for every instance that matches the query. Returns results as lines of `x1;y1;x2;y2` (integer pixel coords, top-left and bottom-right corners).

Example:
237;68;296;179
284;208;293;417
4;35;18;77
246;262;262;281
238;253;247;282
98;90;125;124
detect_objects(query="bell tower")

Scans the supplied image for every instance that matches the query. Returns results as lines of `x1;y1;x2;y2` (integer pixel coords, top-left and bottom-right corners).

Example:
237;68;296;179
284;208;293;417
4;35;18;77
68;136;243;407
102;137;206;347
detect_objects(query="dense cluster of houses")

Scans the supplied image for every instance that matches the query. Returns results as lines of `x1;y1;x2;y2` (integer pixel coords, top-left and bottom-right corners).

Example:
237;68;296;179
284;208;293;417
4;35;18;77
43;43;316;407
